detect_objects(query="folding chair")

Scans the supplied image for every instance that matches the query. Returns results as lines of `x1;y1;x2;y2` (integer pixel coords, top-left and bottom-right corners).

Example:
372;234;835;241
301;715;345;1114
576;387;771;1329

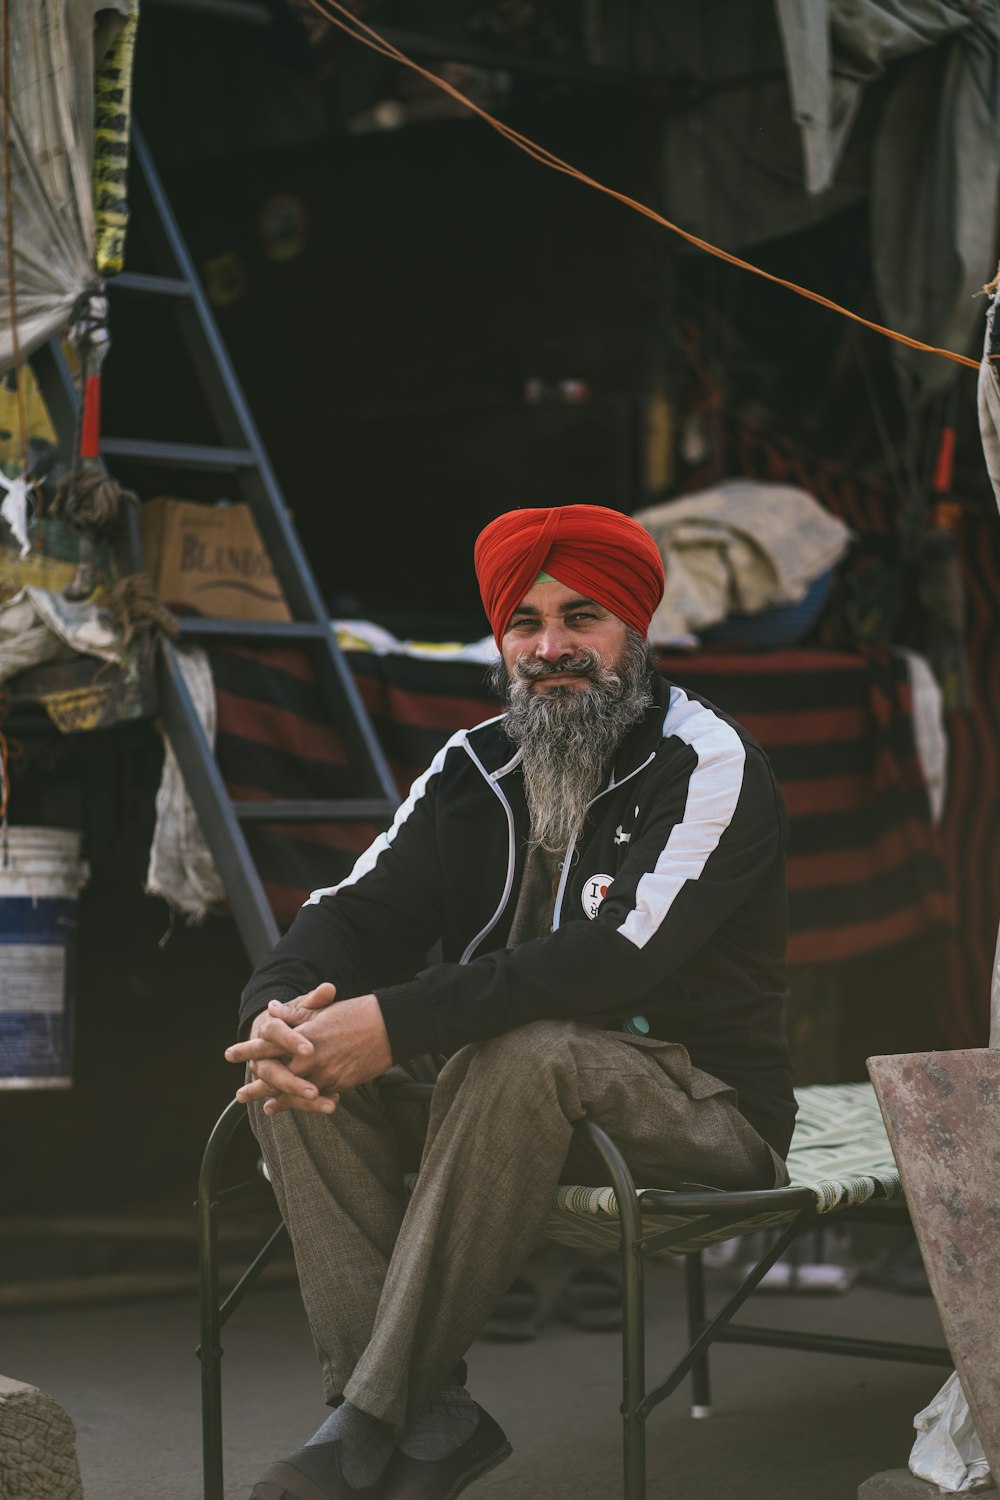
196;1080;950;1500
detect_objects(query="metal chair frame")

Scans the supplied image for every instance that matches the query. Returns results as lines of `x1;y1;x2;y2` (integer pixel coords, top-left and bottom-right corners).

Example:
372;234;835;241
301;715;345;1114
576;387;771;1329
196;1091;950;1500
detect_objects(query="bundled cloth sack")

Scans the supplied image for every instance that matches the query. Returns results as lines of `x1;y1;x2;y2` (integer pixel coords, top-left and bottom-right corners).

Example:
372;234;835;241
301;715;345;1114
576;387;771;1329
634;481;852;645
0;586;121;683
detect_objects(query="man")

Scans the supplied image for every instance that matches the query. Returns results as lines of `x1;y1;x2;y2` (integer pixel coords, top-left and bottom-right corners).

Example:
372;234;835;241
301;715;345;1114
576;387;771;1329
227;503;797;1500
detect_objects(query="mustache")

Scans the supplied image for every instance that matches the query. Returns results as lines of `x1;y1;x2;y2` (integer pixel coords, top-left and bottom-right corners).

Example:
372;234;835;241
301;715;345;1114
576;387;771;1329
512;649;608;682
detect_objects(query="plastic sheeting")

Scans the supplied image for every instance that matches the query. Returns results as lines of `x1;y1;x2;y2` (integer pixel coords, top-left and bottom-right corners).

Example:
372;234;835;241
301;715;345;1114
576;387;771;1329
910;1361;991;1492
0;0;128;374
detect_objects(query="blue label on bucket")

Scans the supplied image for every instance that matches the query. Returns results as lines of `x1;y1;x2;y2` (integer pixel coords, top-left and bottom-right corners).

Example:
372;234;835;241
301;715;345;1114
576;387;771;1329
0;896;76;1084
0;896;77;942
0;1013;69;1078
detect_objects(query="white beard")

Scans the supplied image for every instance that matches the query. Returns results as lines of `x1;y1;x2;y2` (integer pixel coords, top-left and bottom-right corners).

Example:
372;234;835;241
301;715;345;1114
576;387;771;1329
492;632;652;854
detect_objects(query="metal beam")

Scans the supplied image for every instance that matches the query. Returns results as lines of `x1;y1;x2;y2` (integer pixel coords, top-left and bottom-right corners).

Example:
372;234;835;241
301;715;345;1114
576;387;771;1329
101;437;256;469
145;0;270;23
176;619;327;641
233;799;393;822
112;272;191;296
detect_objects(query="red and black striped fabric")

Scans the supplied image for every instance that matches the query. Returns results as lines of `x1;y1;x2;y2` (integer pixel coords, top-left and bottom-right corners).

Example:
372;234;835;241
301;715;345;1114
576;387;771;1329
654;647;953;965
697;420;997;1045
209;638;953;967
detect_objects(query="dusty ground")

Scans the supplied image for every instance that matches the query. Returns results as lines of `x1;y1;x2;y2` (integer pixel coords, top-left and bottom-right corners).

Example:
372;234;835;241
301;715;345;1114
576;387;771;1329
0;1248;947;1500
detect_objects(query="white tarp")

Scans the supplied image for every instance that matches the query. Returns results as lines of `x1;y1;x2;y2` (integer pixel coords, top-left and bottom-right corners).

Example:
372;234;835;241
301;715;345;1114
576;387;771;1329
0;0;127;373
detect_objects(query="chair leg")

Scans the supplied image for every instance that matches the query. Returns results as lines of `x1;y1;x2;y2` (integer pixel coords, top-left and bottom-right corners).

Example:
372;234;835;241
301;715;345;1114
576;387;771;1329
197;1099;249;1500
684;1251;712;1418
198;1192;224;1500
621;1236;647;1500
573;1118;647;1500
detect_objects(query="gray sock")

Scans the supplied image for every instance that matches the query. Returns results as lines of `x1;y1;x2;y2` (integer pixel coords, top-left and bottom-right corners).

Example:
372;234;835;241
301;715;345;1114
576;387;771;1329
306;1401;394;1488
399;1384;480;1461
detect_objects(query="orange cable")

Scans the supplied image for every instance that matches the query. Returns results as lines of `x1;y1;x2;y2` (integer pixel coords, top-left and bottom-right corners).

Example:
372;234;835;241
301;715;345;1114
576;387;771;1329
308;0;981;374
1;0;32;469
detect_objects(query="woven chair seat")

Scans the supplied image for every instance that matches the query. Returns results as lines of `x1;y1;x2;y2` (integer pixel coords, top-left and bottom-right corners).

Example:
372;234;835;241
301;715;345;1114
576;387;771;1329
544;1081;901;1257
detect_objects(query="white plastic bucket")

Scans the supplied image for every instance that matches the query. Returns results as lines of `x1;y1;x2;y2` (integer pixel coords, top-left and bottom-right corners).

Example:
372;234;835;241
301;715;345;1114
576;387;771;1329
0;828;88;1089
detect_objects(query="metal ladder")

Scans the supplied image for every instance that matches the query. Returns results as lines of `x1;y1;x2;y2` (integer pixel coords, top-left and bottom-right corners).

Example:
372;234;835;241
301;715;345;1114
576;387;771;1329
84;126;398;963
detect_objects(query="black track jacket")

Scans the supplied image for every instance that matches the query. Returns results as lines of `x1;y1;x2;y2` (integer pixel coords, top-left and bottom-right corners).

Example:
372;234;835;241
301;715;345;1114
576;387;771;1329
240;673;797;1158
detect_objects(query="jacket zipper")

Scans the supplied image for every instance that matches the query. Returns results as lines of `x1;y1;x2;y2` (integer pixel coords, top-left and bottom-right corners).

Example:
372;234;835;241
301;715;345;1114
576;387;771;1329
552;752;655;930
458;742;519;964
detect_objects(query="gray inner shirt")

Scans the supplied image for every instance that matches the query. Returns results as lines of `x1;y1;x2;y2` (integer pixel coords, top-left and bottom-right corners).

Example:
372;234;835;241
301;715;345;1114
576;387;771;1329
506;842;565;948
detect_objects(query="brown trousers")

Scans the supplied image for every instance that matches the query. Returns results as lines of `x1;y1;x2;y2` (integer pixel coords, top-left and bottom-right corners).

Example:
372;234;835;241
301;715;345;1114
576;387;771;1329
249;1020;783;1434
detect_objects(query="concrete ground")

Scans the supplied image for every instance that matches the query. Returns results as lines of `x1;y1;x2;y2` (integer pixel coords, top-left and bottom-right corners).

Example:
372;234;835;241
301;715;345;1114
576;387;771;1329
0;1249;948;1500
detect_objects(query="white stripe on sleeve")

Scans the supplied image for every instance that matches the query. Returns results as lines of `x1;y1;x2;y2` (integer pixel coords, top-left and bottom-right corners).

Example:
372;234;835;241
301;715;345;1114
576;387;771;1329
303;728;465;906
618;686;747;949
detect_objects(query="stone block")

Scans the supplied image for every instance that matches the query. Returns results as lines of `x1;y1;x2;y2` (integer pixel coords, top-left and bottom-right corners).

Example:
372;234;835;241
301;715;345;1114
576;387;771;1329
859;1469;997;1499
0;1374;83;1500
868;1051;1000;1486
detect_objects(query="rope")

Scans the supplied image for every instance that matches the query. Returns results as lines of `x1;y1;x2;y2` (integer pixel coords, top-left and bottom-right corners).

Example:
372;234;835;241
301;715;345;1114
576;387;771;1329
69;289;111;358
104;573;180;649
1;0;31;469
307;0;981;375
53;467;131;534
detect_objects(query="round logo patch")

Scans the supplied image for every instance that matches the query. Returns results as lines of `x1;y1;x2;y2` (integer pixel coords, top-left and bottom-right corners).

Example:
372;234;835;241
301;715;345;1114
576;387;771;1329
582;874;613;919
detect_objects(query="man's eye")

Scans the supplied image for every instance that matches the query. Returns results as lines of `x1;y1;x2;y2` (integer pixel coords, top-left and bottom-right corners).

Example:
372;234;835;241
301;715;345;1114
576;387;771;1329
567;612;597;625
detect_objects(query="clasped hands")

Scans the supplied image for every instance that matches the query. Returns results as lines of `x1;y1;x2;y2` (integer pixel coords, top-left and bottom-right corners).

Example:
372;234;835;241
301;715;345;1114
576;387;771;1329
225;982;392;1116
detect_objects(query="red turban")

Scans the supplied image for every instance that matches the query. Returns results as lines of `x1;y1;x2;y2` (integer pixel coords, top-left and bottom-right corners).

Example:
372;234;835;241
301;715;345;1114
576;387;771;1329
474;504;665;645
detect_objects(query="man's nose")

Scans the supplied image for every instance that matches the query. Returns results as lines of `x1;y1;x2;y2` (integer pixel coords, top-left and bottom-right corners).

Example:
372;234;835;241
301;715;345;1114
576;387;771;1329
533;622;575;661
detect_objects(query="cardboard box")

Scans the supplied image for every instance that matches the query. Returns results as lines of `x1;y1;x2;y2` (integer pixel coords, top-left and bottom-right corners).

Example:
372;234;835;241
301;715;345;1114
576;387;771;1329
140;498;291;621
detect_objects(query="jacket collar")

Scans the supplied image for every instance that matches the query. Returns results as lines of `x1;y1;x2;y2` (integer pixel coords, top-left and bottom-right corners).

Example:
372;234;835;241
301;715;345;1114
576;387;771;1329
610;670;671;783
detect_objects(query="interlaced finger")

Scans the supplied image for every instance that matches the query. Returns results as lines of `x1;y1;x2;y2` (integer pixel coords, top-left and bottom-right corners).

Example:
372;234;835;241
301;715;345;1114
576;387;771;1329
237;1057;317;1102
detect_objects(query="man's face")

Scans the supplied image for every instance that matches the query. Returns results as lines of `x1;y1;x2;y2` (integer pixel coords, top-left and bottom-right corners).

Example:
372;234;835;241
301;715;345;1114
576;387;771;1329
500;579;630;691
